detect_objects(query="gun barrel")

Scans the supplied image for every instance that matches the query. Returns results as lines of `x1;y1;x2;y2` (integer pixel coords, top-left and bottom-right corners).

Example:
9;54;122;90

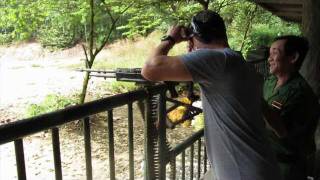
77;69;116;73
77;68;153;84
89;74;116;78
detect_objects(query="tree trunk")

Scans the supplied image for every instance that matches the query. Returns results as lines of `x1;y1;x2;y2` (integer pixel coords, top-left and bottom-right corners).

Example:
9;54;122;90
301;0;320;97
80;71;90;104
79;0;94;104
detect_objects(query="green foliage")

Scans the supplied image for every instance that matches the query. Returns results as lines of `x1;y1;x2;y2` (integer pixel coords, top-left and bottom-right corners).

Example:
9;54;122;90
89;31;164;69
0;0;48;42
0;0;88;47
37;1;88;48
248;22;301;48
26;94;78;117
0;0;301;52
117;1;201;38
107;81;138;93
225;0;259;52
192;113;204;131
38;24;78;49
0;34;13;45
117;11;162;38
220;0;301;55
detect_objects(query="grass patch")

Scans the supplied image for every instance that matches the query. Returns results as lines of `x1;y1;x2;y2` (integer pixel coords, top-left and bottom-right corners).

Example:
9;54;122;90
26;93;78;117
64;31;189;94
101;31;188;68
31;64;42;68
65;31;188;71
64;62;83;70
105;81;139;94
10;66;24;69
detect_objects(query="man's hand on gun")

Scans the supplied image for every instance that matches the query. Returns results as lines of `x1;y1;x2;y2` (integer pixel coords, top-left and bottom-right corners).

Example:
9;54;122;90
167;25;194;53
167;25;190;44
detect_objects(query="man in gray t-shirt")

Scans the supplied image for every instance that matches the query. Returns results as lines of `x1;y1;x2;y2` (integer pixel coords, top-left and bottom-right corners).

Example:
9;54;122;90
142;10;282;180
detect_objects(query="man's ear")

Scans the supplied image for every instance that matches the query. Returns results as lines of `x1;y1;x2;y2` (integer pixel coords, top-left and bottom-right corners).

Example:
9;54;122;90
289;52;299;64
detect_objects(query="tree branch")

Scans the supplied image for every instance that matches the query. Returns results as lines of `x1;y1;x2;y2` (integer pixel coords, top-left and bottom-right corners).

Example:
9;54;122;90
93;21;117;58
93;2;134;57
89;0;95;63
220;1;239;11
240;4;258;52
81;44;90;68
104;5;115;23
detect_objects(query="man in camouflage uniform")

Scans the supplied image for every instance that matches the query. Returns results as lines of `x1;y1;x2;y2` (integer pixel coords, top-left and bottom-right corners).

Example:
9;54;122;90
263;35;319;180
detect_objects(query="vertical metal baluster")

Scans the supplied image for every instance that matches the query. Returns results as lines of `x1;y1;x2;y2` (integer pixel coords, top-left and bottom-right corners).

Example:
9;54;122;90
128;103;134;180
14;139;26;180
182;151;186;180
204;145;207;173
158;91;167;180
197;140;201;180
143;95;158;180
108;110;116;180
190;144;194;180
52;127;62;180
83;117;93;180
170;157;176;180
144;98;151;179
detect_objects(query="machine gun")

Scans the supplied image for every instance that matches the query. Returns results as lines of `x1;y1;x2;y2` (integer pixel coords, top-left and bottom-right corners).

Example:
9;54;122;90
78;68;150;83
77;68;202;128
77;68;202;179
78;68;178;98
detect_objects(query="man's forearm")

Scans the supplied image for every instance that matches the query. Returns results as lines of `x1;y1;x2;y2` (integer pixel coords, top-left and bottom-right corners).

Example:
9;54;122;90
148;41;175;58
142;26;191;81
142;41;175;81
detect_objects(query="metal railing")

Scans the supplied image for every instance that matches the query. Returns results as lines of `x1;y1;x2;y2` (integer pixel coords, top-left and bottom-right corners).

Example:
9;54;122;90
0;84;207;180
168;130;207;179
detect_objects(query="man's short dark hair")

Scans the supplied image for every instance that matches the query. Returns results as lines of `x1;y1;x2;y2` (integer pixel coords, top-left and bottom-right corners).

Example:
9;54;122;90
190;10;227;43
275;35;309;70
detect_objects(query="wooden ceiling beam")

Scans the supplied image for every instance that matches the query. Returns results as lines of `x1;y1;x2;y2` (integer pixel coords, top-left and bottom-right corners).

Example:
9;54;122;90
266;7;302;14
274;11;302;17
260;3;302;10
253;0;303;23
278;15;302;23
253;0;302;6
257;2;302;12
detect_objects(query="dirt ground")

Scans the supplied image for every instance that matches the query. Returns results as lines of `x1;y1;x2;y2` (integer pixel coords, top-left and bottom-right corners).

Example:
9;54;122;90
0;43;197;180
5;42;319;180
0;42;112;180
0;42;109;122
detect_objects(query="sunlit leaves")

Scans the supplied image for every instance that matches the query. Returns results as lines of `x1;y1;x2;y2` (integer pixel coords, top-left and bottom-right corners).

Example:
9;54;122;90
0;0;300;50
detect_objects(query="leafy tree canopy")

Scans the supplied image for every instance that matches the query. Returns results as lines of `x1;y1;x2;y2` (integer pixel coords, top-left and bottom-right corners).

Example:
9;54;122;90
0;0;300;54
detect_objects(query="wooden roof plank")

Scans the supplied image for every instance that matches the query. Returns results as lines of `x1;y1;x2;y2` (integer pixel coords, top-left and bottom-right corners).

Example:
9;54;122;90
253;0;303;23
254;0;302;6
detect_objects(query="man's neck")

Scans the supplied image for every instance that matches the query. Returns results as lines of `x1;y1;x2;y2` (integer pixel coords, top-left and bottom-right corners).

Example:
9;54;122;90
198;43;228;49
195;39;229;50
275;71;294;89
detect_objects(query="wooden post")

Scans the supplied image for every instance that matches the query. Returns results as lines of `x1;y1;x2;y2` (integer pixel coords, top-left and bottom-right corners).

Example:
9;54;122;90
301;0;320;97
302;2;320;179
